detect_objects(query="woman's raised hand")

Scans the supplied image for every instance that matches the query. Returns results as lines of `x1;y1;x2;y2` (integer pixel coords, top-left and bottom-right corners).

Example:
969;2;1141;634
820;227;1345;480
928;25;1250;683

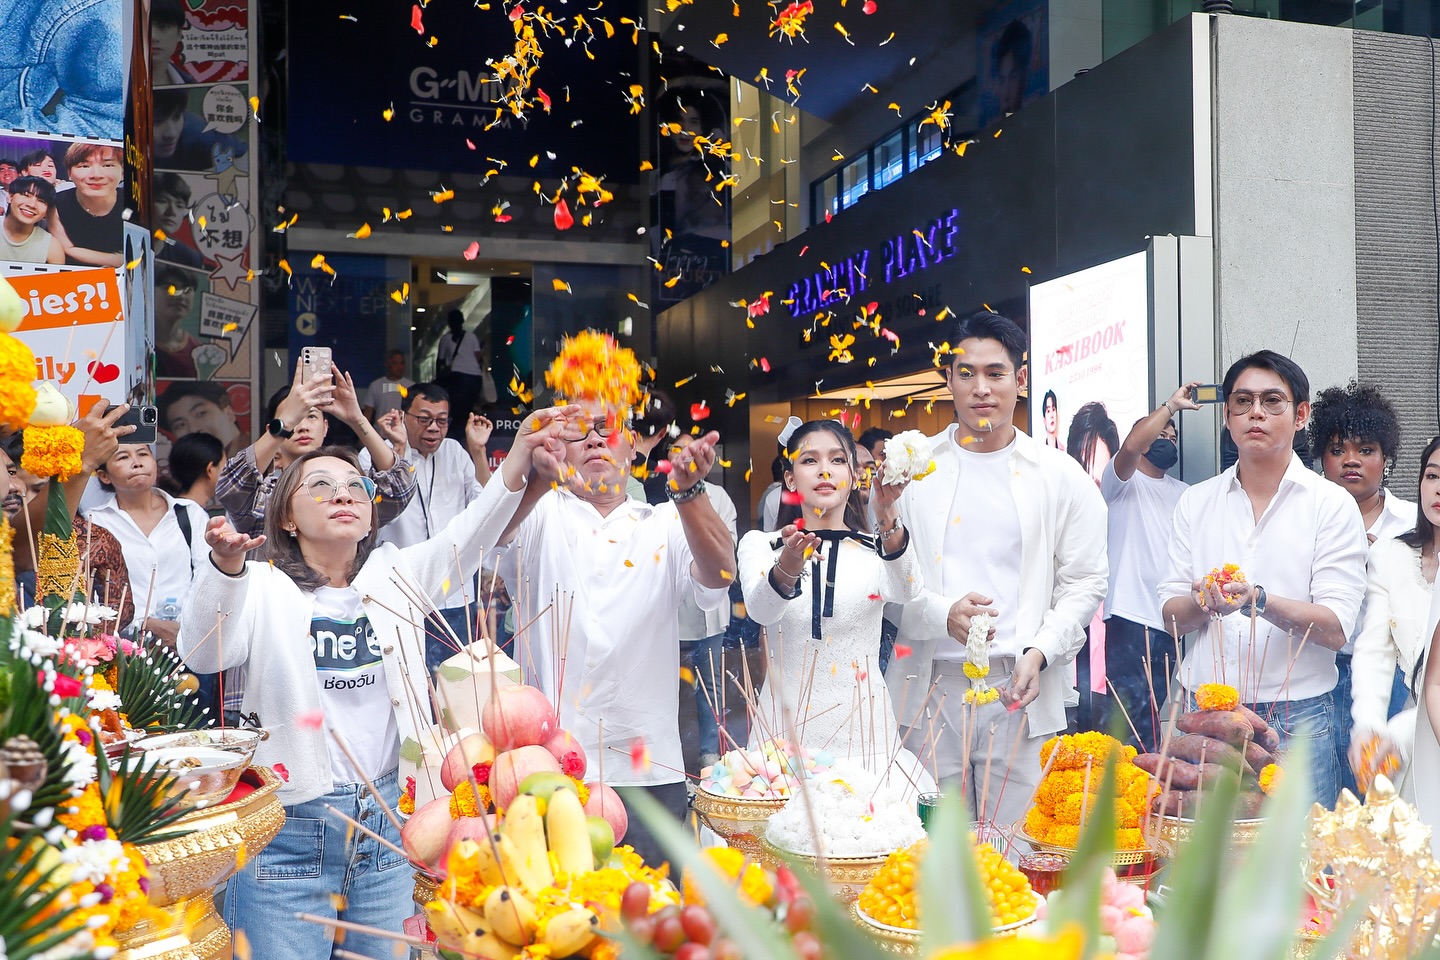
205;515;264;574
776;522;821;574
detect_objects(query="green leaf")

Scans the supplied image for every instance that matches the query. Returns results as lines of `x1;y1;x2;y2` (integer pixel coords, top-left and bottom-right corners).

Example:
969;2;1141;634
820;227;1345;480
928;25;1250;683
112;641;205;731
918;791;992;955
776;845;890;960
1045;748;1119;960
400;737;424;764
620;788;798;960
96;738;195;846
1206;735;1311;960
1148;759;1242;960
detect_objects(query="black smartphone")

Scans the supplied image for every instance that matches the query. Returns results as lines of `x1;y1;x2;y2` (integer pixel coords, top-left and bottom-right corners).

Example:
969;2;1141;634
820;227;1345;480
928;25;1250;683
110;404;159;444
1192;383;1222;404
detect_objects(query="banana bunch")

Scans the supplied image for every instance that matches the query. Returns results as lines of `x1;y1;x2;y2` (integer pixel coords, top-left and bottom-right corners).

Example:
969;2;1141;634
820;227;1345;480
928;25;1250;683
427;793;602;958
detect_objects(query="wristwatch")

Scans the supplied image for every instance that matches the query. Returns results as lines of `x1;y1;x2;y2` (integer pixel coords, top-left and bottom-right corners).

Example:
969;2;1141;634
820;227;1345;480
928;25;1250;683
1239;584;1267;618
267;417;294;439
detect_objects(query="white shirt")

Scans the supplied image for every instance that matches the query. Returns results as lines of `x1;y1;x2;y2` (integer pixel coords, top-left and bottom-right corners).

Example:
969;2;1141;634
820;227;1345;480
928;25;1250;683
1340;487;1417;654
440;330;483;376
678;484;738;641
891;425;1108;737
310;586;397;783
85;489;209;618
366;376;414;419
935;439;1022;659
361;438;483;608
758;482;782;532
500;489;730;787
1158;454;1368;703
1100;460;1188;630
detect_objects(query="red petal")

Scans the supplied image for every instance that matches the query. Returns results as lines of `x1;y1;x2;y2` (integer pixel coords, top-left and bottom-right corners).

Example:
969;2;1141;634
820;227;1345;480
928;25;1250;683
690;401;710;421
760;357;771;372
273;763;290;783
629;737;650;771
463;241;480;260
296;709;325;730
863;0;877;12
411;4;424;33
825;210;833;223
656;460;674;474
509;3;525;20
780;490;803;505
894;644;913;658
537;88;552;112
495;214;513;223
867;593;881;601
794;517;806;530
553;198;575;231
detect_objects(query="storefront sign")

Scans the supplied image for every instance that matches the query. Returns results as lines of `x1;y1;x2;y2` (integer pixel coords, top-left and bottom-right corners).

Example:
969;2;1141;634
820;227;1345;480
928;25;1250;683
785;208;959;318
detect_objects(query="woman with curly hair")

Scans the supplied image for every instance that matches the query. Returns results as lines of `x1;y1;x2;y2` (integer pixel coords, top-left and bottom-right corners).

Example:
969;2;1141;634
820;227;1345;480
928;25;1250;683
1309;380;1415;795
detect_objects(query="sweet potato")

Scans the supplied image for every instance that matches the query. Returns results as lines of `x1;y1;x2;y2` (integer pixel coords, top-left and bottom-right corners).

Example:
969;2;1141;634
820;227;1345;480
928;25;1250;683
1169;734;1253;775
1135;753;1230;790
1234;791;1267;819
1177;709;1254;748
1243;740;1275;773
1151;789;1196;817
1236;704;1281;754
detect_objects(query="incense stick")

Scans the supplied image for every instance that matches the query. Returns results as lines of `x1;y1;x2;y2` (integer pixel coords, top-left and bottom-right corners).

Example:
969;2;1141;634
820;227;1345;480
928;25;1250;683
295;914;427;948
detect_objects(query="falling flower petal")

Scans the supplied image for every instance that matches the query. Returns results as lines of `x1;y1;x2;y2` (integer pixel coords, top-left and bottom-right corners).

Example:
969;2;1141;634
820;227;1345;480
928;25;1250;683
554;198;575;230
410;4;424;32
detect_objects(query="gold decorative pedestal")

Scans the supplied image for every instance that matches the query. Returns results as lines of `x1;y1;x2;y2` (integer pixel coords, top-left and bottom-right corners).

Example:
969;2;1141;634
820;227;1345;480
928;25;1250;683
758;836;889;903
1012;821;1161;886
1149;814;1265;860
116;767;286;960
692;789;789;859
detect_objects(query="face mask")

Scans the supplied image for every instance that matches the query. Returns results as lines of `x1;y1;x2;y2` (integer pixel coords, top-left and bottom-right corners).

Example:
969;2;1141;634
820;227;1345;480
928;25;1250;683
1144;438;1178;470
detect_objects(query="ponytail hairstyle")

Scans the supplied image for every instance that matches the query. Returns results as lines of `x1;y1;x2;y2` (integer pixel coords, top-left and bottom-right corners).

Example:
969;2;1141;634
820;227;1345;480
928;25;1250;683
777;420;869;533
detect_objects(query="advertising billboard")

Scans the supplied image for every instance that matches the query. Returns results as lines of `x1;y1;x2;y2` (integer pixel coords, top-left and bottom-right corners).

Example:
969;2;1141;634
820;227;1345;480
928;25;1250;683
1028;251;1150;486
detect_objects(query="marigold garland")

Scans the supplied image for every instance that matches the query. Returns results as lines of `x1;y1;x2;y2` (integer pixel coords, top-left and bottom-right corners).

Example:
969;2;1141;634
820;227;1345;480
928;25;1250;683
681;847;774;906
449;781;491;818
1195;683;1241;712
23;424;85;481
0;378;36;431
0;518;14;616
544;330;644;410
1028;733;1148;849
1259;763;1281;796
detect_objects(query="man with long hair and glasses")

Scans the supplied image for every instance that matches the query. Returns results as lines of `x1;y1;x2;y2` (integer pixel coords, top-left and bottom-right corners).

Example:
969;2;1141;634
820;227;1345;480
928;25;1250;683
1160;350;1368;807
360;382;495;671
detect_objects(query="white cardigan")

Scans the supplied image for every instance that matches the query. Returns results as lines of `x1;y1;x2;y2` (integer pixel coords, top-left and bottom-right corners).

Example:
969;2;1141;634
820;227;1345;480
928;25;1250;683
180;475;526;805
1351;537;1432;733
889;425;1108;738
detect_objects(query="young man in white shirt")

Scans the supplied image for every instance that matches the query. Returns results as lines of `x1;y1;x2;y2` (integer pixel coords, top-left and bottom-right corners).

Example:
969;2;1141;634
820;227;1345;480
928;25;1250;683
362;349;415;422
1159;350;1368;807
359;382;494;671
890;311;1108;829
498;400;735;865
1097;382;1200;749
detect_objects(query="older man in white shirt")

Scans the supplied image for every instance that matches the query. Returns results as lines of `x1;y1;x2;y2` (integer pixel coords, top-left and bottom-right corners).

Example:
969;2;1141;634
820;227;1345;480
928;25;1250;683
498;400;735;864
1160;350;1367;807
891;311;1108;829
359;382;493;670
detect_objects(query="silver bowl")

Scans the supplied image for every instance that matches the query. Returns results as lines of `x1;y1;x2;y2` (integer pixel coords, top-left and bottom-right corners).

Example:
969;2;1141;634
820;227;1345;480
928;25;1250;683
123;745;250;810
137;727;267;768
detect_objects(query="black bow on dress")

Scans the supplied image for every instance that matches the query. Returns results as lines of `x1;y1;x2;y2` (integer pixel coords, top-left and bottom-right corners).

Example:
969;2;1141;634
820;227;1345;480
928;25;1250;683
771;529;875;639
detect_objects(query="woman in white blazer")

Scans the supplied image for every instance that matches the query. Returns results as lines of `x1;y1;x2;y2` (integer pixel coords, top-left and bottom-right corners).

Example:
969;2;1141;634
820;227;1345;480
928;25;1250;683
181;409;568;960
1351;437;1440;825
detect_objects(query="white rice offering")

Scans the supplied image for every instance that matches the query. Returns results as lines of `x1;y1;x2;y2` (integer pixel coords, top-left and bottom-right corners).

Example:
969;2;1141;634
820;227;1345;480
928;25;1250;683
764;759;926;858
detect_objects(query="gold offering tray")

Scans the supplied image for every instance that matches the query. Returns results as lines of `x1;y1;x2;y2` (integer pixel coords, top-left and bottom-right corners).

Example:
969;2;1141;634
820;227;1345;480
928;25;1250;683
850;893;1042;955
759;835;891;903
1011;820;1154;866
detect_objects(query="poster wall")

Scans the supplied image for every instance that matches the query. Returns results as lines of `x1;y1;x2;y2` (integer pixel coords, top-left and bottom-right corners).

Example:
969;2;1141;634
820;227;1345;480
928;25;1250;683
977;0;1049;129
147;0;259;459
1028;251;1150;485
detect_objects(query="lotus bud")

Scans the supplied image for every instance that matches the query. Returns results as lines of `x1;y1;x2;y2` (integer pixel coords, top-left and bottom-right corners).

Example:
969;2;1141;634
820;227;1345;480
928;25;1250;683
0;280;25;333
29;383;74;427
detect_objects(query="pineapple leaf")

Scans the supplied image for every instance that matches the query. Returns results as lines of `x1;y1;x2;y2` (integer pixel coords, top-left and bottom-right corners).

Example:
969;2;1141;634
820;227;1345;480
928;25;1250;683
1045;747;1118;960
918;791;991;954
0;798;84;959
112;641;205;731
1148;756;1243;960
622;788;801;960
1207;735;1311;960
95;737;195;846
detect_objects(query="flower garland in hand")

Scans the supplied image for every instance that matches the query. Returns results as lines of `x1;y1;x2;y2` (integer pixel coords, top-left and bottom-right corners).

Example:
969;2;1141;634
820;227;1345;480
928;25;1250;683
963;612;998;705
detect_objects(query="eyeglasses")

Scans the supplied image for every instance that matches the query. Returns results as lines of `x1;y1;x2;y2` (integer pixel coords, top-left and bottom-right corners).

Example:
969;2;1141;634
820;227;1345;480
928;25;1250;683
560;421;628;443
293;474;377;503
1226;392;1292;416
406;412;450;429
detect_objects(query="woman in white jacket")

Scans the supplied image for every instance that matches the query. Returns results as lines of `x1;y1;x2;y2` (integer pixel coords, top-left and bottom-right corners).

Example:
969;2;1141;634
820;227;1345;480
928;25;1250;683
1351;437;1440;824
181;408;569;960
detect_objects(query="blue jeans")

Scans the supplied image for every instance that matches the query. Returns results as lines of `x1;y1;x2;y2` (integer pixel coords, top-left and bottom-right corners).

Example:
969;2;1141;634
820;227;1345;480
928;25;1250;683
1099;617;1175;751
1249;691;1341;808
685;634;726;758
225;768;410;960
424;603;480;673
1389;665;1412;718
1333;654;1358;797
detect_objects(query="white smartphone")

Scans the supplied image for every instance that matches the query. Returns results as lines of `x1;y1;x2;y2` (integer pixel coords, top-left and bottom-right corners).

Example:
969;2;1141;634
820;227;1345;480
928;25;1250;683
300;346;333;385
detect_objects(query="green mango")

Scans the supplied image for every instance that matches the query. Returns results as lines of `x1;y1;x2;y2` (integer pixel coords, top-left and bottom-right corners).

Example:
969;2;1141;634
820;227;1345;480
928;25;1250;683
518;770;579;799
587;815;615;868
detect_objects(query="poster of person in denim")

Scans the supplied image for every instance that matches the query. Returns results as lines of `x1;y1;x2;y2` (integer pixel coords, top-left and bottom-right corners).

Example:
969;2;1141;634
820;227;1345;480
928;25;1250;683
0;0;125;139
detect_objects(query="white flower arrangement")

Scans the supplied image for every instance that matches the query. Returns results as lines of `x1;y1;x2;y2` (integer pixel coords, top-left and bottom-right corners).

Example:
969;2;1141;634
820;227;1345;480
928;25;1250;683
879;430;936;485
86;688;122;713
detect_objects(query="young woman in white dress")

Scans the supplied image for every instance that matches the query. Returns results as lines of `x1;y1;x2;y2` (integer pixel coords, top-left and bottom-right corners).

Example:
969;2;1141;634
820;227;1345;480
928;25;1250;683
737;420;932;793
1353;438;1440;852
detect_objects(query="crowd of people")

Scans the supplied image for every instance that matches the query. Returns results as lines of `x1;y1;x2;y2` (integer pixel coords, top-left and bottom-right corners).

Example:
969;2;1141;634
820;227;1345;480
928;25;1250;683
22;312;1440;953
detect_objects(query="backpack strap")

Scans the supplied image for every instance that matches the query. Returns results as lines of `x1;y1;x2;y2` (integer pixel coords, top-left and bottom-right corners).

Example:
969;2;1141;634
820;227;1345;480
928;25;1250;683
173;503;194;576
